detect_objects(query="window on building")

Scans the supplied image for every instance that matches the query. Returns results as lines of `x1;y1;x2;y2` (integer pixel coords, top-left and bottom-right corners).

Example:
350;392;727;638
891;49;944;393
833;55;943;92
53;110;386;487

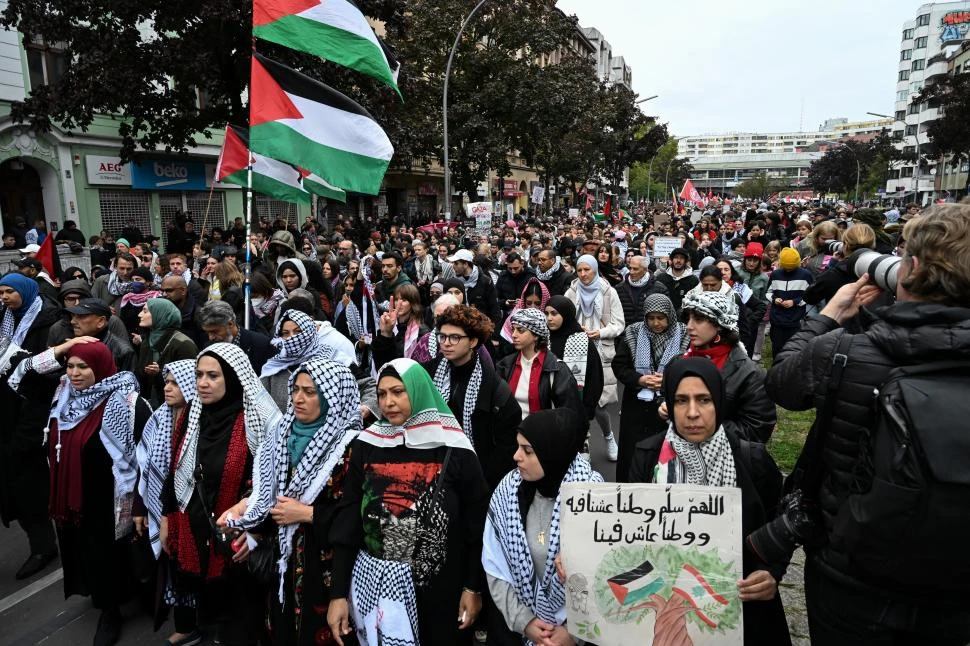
912;59;925;71
892;130;904;141
903;146;916;155
255;196;298;227
905;124;918;136
907;103;920;115
900;167;914;178
888;168;901;180
99;190;152;238
899;70;911;81
916;14;930;27
159;191;228;248
902;28;915;40
901;49;913;61
915;36;928;48
25;37;67;91
897;89;909;102
895;110;906;121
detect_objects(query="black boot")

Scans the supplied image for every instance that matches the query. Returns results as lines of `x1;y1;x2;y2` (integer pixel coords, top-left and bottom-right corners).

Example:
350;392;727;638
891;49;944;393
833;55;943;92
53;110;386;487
14;551;57;580
93;607;122;646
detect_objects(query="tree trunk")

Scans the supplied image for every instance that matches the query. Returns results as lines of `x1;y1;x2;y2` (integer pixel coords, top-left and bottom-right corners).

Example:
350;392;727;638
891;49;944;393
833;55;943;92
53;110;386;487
650;594;694;646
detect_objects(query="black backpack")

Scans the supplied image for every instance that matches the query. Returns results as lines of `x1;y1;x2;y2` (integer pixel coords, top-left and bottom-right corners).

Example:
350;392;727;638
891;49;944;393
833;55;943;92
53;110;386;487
832;360;970;590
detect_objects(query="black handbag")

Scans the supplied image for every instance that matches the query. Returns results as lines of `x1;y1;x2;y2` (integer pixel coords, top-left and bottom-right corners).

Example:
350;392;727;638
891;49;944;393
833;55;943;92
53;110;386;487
193;463;240;559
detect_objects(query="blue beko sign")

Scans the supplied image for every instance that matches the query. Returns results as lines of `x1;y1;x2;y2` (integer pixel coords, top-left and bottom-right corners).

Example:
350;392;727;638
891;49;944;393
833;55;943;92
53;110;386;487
131;159;208;191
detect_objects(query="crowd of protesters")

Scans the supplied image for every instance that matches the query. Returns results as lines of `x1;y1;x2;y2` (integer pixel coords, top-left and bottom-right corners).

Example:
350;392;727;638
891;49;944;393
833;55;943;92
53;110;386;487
1;194;968;646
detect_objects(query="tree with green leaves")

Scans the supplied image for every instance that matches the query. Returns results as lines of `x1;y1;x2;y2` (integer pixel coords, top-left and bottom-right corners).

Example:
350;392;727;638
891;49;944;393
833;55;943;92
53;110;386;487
916;72;970;169
807;134;909;199
628;138;692;202
734;172;788;201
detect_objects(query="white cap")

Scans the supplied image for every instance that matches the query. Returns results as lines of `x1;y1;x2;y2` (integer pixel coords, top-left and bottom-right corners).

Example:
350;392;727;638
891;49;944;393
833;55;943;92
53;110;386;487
447;249;475;263
19;244;40;254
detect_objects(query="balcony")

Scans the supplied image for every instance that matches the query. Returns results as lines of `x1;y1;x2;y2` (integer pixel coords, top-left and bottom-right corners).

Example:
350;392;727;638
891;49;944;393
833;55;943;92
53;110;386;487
925;59;949;80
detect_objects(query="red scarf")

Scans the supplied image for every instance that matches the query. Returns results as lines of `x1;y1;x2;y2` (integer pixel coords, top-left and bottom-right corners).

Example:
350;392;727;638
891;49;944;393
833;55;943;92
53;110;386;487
167;410;248;580
508;350;546;413
685;341;733;370
48;402;108;525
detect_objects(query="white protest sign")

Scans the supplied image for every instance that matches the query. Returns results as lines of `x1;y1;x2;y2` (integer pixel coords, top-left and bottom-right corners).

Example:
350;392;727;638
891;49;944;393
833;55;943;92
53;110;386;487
560;482;743;646
653;236;682;259
532;185;546;204
506;203;515;219
466;202;493;231
569;208;580;219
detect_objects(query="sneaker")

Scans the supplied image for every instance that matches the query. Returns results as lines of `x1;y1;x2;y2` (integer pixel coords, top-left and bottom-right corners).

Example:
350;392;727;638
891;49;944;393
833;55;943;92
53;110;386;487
93;607;122;646
15;551;57;580
605;433;619;462
166;631;203;646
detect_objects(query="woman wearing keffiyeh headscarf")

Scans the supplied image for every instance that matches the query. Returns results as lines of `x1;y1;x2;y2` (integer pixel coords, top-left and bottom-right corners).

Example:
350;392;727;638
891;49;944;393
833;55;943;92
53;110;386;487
160;343;281;646
628;358;791;646
611;293;689;482
225;360;362;646
31;340;151;646
0;273;61;582
260;309;330;411
328;358;490;646
482;410;603;646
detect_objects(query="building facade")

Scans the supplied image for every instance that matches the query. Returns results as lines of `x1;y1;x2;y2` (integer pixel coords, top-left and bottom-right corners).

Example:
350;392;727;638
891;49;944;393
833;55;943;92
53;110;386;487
885;2;970;203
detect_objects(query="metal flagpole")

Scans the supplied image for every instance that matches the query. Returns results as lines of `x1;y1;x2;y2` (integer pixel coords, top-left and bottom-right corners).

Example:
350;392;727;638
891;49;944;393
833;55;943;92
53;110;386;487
244;154;253;330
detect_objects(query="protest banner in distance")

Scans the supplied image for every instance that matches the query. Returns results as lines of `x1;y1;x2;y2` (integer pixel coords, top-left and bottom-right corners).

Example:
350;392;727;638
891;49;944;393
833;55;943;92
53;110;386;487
559;483;743;646
466;201;493;240
568;207;580;219
653;236;682;259
532;185;545;204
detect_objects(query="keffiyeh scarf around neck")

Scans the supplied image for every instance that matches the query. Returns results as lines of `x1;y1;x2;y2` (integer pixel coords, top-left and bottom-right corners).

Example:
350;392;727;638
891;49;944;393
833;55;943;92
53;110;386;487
138;360;196;557
230;360;362;602
654;424;736;488
482;456;603;643
535;257;562;281
260;310;327;378
465;264;481;290
432;354;483;444
50;370;141;537
173;343;282;513
1;294;42;348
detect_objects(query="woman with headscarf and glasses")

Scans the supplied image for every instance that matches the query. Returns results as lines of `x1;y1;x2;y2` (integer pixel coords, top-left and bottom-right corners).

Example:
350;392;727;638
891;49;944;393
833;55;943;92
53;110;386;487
629;358;791;646
483;409;603;646
564;254;625;463
611;293;689;482
20;339;151;646
328;358;490;646
260;309;333;412
0;273;61;581
135;298;198;405
160;343;282;646
223;360;362;645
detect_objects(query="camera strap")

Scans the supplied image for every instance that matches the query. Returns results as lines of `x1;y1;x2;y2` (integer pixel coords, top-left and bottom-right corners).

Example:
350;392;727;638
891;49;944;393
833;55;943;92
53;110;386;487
784;330;852;496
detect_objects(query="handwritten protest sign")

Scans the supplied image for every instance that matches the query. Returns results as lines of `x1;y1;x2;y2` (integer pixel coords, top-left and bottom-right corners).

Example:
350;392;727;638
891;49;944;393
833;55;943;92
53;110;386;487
653;236;681;259
569;207;580;219
465;202;493;240
559;483;743;646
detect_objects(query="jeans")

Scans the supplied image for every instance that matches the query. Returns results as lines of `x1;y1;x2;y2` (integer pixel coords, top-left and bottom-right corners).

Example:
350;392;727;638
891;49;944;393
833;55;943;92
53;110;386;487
769;325;798;356
805;558;970;646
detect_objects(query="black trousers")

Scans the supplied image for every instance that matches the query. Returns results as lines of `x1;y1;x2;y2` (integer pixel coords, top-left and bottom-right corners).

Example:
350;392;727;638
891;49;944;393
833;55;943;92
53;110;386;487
805;558;970;646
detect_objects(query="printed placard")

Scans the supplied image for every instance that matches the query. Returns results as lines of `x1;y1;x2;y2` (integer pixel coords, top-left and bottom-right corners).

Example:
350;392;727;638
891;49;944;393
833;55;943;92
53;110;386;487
559;482;743;646
653;236;681;259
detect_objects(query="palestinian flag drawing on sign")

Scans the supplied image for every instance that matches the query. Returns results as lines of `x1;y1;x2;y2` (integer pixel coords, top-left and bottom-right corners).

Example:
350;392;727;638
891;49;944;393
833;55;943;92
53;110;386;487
215;124;311;204
253;0;401;97
607;559;665;607
249;53;394;196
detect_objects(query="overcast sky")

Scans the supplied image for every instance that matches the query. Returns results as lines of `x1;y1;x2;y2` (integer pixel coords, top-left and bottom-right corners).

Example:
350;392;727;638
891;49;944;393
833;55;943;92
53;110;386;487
557;0;939;136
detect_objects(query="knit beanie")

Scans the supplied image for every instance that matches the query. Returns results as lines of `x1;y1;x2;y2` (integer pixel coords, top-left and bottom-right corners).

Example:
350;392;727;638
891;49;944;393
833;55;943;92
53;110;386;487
779;247;801;270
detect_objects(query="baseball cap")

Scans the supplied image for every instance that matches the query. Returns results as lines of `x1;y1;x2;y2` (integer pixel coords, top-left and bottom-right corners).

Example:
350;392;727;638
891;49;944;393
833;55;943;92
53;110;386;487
65;298;112;318
14;258;43;271
447;249;475;263
19;244;40;254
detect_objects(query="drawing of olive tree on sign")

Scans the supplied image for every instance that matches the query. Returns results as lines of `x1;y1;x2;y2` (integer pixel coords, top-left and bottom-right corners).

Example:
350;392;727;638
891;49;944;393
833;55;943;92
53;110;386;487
588;544;741;646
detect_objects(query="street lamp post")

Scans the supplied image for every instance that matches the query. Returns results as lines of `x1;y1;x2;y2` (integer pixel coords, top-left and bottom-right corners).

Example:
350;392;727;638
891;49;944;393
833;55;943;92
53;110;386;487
646;154;657;203
822;140;860;204
664;156;679;202
912;97;923;204
636;95;659;105
442;0;488;222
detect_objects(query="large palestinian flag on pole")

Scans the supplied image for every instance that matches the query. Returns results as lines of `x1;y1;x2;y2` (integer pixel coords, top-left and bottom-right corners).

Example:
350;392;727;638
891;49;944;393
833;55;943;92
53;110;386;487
215;124;310;204
253;0;401;97
249;53;393;196
300;169;347;203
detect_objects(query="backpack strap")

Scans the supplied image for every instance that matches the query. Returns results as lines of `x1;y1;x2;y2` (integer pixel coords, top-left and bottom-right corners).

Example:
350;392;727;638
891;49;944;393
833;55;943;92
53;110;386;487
785;330;853;495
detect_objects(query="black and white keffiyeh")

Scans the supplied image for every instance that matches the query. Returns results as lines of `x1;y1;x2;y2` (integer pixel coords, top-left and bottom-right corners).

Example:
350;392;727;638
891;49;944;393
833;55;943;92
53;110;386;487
1;295;42;348
535;257;562;281
173;343;282;513
662;424;737;488
49;370;141;538
260;310;326;378
482;456;603;642
137;360;196;558
432;355;483;444
351;550;419;646
627;294;685;379
230;359;361;602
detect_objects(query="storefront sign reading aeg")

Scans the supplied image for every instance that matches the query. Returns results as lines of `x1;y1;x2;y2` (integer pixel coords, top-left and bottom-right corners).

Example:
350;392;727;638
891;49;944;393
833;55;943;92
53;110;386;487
85;155;132;186
131;159;207;191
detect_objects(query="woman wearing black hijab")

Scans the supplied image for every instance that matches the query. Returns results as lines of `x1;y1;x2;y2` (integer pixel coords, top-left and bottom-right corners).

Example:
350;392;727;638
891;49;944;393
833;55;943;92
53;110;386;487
628;358;791;646
544;296;603;428
482;409;604;645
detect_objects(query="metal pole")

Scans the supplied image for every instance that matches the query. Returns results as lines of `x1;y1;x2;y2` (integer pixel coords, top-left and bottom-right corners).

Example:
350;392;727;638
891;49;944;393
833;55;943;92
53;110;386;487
646;154;657;203
855;158;860;205
665;157;677;202
243;156;253;330
442;0;488;222
912;98;922;204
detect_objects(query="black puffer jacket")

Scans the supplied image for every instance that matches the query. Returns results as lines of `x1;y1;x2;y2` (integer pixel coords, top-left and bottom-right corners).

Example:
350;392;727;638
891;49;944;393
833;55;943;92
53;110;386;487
614;277;669;326
721;344;777;443
766;303;970;587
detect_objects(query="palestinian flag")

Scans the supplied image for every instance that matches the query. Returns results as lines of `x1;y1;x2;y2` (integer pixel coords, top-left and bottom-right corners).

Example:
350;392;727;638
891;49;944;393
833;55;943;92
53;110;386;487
608;560;665;607
254;0;401;97
215;124;310;204
36;233;62;278
299;168;347;203
249;53;394;196
670;563;730;628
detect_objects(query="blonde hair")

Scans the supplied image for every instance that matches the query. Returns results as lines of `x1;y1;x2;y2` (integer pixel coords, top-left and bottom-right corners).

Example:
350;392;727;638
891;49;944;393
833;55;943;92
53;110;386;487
809;221;841;253
842;223;876;256
900;204;970;305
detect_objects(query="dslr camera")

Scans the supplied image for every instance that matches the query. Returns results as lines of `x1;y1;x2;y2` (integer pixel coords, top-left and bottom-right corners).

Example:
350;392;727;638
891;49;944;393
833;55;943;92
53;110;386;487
746;489;826;565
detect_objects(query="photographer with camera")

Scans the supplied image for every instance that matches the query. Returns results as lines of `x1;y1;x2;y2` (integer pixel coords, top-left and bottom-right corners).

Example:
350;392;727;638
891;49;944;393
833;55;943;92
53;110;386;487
760;204;970;645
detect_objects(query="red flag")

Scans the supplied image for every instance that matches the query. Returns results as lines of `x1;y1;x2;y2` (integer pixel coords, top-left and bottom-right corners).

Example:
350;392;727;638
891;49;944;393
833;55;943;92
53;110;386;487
604;196;613;218
679;179;705;206
585;193;594;211
35;233;61;278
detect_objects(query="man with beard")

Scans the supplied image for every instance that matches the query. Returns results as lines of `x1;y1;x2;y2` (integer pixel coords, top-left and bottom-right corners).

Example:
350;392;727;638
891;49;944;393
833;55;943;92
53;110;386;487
448;248;502;328
495;252;534;318
197;300;274;375
373;251;412;304
159;275;205;348
615;254;669;326
655;248;699;313
65;298;136;371
534;248;573;297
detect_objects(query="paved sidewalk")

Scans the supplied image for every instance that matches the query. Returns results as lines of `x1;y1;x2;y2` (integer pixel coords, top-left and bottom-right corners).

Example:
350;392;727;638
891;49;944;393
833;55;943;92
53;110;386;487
779;548;810;645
